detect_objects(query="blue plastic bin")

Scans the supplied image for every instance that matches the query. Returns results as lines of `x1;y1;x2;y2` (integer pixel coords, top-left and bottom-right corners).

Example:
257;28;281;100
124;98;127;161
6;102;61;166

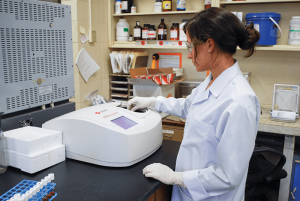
246;12;281;45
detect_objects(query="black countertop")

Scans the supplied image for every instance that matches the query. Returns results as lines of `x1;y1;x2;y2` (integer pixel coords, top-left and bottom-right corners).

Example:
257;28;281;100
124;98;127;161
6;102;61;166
0;140;181;201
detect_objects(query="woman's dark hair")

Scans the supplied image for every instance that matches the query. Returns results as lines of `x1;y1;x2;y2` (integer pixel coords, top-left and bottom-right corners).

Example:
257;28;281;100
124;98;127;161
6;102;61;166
184;7;260;59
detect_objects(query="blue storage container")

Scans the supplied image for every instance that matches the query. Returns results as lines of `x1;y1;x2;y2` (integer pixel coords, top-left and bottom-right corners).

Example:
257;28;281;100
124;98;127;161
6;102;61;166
246;12;282;45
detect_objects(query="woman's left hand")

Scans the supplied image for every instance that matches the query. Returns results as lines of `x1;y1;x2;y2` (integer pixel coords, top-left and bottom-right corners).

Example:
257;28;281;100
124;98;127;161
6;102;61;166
143;163;186;188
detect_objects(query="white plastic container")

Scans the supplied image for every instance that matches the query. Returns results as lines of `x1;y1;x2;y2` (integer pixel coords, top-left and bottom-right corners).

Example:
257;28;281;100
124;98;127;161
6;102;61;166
4;126;62;155
116;18;129;41
179;19;188;42
4;126;65;174
115;0;122;14
288;16;300;45
154;0;162;12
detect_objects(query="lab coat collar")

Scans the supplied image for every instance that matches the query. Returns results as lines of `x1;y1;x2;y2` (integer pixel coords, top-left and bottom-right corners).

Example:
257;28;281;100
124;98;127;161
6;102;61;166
208;60;240;98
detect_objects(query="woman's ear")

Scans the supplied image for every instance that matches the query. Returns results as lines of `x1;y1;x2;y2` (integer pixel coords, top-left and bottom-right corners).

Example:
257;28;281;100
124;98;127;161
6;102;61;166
206;38;215;53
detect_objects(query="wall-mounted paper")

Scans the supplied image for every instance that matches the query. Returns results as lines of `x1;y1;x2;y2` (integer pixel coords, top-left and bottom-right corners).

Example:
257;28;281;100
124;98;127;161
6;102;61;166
76;48;100;82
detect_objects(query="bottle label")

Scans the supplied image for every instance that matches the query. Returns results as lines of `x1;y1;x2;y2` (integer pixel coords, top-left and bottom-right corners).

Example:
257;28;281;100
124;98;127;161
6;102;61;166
177;0;186;9
158;29;164;35
163;1;171;10
154;3;162;12
171;30;178;38
164;29;167;35
289;25;300;39
148;31;156;38
134;28;141;37
117;27;129;37
121;1;128;10
131;7;136;13
142;30;148;39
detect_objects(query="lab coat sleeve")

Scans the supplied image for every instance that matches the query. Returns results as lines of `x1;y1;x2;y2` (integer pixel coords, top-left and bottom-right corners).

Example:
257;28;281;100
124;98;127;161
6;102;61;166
155;96;193;119
183;102;258;200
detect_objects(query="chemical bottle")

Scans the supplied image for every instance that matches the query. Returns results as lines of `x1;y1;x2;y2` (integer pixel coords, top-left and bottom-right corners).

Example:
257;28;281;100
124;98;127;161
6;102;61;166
121;0;132;13
288;16;300;45
129;35;133;41
115;0;122;14
0;112;7;174
116;18;129;41
131;4;136;13
158;19;167;40
154;0;162;13
148;25;157;40
170;23;179;40
177;0;186;11
162;0;172;12
134;21;142;41
142;24;150;40
179;19;188;41
205;0;211;9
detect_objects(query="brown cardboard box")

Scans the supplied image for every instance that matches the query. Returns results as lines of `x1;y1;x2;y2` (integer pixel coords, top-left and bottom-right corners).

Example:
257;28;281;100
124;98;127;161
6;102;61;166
162;125;184;142
128;67;185;98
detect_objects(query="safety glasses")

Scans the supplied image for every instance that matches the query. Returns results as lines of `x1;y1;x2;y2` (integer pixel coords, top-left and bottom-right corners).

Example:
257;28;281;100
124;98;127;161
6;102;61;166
186;42;194;54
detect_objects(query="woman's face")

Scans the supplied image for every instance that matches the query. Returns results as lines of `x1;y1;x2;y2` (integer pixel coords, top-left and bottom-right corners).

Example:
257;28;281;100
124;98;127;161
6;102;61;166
186;31;211;72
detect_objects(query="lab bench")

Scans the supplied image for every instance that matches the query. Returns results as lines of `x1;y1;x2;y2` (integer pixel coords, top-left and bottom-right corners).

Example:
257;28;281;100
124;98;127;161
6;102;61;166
161;106;300;201
0;140;180;201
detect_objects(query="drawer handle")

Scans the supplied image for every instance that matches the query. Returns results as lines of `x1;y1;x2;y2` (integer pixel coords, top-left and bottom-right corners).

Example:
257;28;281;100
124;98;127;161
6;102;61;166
163;135;172;138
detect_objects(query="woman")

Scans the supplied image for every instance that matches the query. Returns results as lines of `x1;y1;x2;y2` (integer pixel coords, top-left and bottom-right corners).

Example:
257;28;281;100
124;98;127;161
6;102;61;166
127;7;260;201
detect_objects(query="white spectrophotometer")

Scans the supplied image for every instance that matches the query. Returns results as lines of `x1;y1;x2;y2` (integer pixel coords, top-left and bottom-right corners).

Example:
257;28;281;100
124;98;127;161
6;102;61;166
42;102;163;167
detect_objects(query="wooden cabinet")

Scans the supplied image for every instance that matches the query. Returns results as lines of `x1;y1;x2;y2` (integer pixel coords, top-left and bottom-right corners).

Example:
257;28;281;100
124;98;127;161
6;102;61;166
109;74;133;102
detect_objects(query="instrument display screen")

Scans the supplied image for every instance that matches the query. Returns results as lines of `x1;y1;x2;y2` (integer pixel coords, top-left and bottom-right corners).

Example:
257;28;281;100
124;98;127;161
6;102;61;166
111;116;137;129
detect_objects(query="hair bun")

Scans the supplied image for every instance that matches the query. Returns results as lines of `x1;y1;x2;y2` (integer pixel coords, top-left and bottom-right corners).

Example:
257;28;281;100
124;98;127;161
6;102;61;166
238;22;260;57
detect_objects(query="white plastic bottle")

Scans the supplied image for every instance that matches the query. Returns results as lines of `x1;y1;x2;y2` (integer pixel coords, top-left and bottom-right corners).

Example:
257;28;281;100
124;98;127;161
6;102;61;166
154;0;162;13
115;0;122;14
288;16;300;45
116;18;129;41
179;19;188;42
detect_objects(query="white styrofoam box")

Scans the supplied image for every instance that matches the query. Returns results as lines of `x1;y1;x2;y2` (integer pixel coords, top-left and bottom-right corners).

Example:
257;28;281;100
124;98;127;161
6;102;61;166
4;126;62;156
7;145;65;174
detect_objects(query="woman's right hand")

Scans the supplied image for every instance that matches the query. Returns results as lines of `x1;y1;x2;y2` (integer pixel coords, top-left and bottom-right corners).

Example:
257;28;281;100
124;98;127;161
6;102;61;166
127;97;156;111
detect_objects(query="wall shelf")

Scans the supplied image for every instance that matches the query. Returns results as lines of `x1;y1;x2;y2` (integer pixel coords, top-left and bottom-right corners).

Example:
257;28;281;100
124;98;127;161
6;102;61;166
113;10;200;17
220;0;300;4
109;43;300;51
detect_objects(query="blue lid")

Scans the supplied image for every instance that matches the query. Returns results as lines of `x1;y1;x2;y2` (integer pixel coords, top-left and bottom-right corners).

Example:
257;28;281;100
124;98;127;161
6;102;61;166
246;12;281;19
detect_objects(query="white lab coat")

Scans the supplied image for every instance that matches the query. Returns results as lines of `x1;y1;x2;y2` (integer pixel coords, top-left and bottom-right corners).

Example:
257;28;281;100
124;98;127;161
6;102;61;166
155;61;260;201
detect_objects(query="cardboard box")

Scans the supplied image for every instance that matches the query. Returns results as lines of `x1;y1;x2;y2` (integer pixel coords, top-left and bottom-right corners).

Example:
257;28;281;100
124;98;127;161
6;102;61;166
128;67;184;98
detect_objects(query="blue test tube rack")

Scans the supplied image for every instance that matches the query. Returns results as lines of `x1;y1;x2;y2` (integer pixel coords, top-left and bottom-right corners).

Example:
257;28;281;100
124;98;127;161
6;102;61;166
0;179;57;201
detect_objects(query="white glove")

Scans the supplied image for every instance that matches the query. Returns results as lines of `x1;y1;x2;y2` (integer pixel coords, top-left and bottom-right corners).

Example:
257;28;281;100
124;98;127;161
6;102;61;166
143;163;186;188
127;97;156;111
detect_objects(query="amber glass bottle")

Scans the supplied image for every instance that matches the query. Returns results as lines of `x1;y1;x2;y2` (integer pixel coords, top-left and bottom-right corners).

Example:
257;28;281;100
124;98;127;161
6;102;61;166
158;19;167;40
134;21;142;41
